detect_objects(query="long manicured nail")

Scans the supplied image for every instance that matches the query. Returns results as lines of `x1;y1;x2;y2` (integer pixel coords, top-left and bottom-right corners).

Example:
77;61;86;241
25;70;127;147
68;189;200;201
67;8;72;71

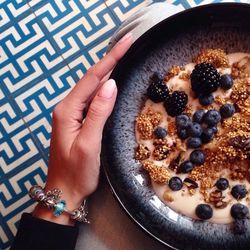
118;33;133;44
98;79;116;99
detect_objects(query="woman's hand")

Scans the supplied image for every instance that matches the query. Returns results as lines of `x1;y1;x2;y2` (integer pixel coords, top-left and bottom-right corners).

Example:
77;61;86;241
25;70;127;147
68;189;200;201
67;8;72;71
33;33;133;225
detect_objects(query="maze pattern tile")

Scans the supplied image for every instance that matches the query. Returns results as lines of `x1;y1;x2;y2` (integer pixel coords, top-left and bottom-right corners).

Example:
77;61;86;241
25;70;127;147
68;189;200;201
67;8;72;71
0;104;47;249
32;1;120;64
0;0;31;27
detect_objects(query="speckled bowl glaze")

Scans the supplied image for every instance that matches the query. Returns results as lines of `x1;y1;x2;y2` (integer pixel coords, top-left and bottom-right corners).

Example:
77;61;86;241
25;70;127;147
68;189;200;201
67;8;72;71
102;3;250;250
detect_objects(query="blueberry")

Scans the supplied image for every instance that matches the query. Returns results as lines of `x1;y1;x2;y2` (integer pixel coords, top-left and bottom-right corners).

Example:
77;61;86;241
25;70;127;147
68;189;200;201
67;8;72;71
187;137;202;148
188;122;203;137
220;74;233;90
219;104;235;119
177;127;188;140
154;127;167;139
199;94;214;106
176;114;190;129
203;110;221;126
150;72;163;82
231;185;248;200
215;178;229;191
169;177;183;191
179;161;194;173
233;219;248;234
195;204;213;220
201;128;215;143
210;126;218;134
231;203;249;219
193;110;205;124
190;149;206;166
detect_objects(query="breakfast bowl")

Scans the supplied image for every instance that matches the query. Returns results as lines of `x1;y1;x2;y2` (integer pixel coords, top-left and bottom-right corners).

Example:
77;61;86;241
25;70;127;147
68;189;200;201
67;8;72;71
102;3;250;249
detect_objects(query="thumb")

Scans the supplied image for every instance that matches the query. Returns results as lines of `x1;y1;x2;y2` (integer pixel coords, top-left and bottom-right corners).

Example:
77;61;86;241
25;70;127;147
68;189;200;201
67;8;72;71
80;79;117;143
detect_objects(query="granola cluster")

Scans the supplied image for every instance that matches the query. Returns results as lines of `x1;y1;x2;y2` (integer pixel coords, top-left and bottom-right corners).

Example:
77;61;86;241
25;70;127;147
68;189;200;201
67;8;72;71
231;56;250;79
143;160;170;184
136;109;162;139
164;65;182;82
135;144;150;161
194;48;229;68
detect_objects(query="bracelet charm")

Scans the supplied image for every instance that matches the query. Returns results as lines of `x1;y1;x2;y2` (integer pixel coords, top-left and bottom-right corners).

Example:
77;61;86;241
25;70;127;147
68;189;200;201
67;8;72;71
29;185;89;223
54;200;66;217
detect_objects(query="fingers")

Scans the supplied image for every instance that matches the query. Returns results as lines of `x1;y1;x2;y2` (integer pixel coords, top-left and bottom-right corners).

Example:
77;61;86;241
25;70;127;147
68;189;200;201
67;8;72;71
78;79;117;145
65;33;133;109
89;33;133;81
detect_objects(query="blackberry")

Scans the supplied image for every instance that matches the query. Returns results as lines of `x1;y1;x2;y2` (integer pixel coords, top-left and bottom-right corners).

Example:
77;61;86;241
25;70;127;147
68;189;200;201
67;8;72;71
164;91;188;117
147;79;169;103
191;63;221;96
196;204;213;220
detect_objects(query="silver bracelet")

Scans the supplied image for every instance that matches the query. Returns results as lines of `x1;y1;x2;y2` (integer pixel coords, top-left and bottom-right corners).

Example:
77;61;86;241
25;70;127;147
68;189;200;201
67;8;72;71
29;185;90;223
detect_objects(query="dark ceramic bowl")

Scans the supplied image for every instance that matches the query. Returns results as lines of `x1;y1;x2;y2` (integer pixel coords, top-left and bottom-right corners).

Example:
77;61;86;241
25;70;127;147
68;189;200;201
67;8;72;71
102;3;250;250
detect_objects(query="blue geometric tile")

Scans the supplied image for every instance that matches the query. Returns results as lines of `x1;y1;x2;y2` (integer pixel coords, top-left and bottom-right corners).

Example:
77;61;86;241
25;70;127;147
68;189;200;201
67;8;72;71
32;0;120;63
15;67;75;159
0;11;66;97
0;157;47;249
0;104;48;249
0;0;31;29
27;0;49;11
12;65;76;154
0;104;44;179
0;88;10;108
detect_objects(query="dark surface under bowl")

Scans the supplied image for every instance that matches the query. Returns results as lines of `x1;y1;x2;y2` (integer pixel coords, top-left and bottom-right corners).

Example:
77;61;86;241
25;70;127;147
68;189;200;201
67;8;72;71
102;3;250;250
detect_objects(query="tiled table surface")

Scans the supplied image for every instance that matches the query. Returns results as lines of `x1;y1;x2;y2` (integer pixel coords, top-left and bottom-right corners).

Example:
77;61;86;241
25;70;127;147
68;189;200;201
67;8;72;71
0;0;249;249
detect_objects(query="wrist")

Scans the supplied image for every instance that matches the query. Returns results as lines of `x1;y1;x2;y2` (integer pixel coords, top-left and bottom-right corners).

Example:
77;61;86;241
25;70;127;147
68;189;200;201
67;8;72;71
33;204;75;226
44;180;85;210
30;183;87;226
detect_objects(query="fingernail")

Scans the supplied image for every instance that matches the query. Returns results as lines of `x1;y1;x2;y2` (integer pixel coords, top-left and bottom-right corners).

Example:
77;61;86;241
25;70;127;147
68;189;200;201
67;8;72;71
98;79;116;99
118;33;133;44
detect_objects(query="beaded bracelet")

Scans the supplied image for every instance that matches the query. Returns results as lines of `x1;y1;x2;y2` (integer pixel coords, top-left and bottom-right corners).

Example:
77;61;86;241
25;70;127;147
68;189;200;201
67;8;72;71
29;185;90;223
